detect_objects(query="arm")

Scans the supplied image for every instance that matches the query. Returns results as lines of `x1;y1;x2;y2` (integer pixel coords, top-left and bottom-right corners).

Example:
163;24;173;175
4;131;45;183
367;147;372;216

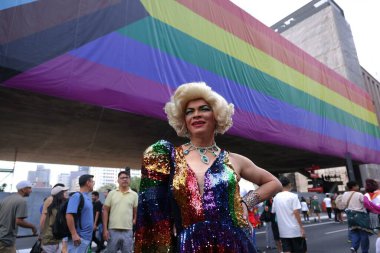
134;140;174;253
93;211;100;230
66;213;80;245
363;196;380;214
16;218;37;235
133;206;137;225
293;210;305;237
65;193;81;246
39;213;46;233
39;197;52;234
102;205;110;241
230;153;282;207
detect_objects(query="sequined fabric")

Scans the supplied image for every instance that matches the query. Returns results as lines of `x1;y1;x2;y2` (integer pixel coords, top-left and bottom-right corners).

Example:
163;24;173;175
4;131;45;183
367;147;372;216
135;140;174;253
135;140;255;253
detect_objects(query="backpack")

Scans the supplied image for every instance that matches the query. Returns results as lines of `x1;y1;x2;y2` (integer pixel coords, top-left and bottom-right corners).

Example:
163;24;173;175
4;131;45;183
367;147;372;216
52;192;85;239
335;194;346;210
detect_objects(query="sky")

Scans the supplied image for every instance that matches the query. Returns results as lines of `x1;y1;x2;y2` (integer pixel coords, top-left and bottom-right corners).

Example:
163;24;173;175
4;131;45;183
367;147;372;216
0;161;79;192
230;0;380;80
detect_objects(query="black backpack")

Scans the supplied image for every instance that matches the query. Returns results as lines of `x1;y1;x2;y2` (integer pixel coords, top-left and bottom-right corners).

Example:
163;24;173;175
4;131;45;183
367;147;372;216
52;192;85;239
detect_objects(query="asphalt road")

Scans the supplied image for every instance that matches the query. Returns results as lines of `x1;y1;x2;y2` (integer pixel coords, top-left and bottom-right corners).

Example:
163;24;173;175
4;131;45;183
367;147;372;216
15;220;377;253
255;220;377;253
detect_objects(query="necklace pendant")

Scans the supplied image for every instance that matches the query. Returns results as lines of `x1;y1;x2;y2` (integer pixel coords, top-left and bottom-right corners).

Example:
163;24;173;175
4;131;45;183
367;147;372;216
199;148;206;154
201;155;209;164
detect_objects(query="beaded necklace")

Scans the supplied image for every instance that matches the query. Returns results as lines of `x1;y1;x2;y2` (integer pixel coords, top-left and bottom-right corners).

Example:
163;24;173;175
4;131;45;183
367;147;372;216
183;142;220;164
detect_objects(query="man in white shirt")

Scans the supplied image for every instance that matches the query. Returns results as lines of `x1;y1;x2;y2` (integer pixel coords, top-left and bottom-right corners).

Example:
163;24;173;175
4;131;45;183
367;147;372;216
323;194;332;220
272;177;306;253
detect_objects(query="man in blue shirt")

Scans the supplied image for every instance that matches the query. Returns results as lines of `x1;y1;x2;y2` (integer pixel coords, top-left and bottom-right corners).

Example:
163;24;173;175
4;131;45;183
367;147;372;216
66;174;94;253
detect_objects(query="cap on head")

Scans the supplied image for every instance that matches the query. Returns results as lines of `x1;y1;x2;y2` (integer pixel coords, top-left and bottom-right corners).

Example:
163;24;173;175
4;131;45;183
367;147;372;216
16;180;32;190
51;186;69;196
79;174;94;187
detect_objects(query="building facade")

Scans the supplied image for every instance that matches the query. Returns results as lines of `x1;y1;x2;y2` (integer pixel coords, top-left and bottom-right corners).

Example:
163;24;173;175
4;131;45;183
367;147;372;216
272;0;380;186
271;0;364;88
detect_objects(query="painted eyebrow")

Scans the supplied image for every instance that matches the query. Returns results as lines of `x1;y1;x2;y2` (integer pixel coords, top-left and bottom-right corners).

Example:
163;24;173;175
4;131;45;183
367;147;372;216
186;104;211;110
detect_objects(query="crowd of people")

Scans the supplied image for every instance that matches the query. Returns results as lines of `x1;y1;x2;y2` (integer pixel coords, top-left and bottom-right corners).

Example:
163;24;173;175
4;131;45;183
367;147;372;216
0;82;379;253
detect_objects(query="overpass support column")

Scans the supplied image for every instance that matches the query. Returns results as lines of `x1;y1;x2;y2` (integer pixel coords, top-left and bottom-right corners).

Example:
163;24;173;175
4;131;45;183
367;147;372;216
345;153;356;181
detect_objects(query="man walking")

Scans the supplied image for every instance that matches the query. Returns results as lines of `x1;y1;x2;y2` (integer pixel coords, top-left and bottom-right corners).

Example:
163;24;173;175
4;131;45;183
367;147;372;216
92;191;105;253
66;174;95;253
323;193;333;220
343;181;370;253
103;170;138;253
272;177;307;253
0;180;37;253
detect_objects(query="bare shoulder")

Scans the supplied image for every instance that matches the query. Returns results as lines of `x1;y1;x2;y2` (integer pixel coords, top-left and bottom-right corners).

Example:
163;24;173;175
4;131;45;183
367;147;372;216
228;152;258;175
229;152;258;166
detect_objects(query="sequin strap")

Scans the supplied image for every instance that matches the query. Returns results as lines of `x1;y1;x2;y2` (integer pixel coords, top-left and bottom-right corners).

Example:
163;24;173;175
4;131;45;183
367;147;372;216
135;140;174;253
241;190;262;210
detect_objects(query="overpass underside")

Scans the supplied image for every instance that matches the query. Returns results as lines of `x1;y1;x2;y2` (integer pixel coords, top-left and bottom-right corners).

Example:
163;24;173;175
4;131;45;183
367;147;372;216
0;88;348;174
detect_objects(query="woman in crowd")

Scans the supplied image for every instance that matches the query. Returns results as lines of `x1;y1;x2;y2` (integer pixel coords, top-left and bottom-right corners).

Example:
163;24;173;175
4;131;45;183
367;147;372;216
300;197;310;223
363;179;380;253
332;193;343;223
40;186;69;253
310;195;321;222
134;82;282;252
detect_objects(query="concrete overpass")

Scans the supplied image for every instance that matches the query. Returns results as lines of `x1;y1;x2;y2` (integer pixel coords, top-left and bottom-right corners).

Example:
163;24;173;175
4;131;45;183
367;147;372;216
0;87;350;175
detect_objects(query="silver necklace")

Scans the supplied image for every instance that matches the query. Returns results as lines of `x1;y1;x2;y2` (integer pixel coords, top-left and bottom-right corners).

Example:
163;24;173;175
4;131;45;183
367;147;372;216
183;142;220;164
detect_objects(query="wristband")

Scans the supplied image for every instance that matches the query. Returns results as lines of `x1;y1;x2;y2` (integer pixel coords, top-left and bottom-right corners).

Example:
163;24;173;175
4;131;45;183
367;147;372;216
241;190;261;209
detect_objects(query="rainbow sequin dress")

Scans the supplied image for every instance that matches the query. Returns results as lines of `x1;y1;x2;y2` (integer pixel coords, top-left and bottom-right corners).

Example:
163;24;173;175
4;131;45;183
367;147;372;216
135;140;255;253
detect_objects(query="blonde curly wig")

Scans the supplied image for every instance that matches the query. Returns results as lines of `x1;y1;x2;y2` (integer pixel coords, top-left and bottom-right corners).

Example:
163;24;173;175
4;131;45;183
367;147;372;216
164;82;234;137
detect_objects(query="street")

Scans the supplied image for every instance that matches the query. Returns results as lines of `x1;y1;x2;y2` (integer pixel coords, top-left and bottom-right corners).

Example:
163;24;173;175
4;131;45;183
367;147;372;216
255;220;377;253
15;220;377;253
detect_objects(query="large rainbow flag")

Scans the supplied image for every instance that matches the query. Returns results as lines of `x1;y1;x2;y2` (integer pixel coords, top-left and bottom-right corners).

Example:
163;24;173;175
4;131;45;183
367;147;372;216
1;0;380;164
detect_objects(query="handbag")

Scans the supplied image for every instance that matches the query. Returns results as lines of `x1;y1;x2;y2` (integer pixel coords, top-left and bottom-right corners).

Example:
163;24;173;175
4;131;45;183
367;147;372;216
344;192;372;233
30;239;42;253
346;209;371;231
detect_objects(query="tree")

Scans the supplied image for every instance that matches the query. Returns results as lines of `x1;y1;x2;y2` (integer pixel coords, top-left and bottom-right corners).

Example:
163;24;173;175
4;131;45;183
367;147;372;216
97;183;116;193
0;183;7;192
130;176;141;192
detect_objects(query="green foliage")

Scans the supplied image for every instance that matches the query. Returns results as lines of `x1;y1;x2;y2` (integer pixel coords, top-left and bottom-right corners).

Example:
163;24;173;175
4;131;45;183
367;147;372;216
0;183;7;192
130;176;141;192
97;183;116;193
95;177;141;193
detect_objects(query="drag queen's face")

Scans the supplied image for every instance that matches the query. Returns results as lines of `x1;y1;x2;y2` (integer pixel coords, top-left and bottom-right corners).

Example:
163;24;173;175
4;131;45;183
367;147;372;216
184;98;216;138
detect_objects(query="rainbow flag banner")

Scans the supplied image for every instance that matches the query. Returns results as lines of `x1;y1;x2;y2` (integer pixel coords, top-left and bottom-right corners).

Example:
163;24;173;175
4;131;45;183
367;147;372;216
1;0;380;164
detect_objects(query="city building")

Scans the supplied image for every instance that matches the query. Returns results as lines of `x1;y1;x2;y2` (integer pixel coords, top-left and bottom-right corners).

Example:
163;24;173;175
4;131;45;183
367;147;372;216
271;0;380;187
89;167;124;187
271;0;364;88
57;173;70;188
362;68;380;125
27;165;50;188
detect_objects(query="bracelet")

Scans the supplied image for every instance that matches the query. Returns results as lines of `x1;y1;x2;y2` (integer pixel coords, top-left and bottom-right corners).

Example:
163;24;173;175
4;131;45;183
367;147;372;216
241;200;248;208
241;190;261;210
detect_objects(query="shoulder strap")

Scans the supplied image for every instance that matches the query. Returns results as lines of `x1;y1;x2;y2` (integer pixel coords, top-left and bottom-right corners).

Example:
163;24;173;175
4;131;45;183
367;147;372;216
75;192;85;229
345;192;356;209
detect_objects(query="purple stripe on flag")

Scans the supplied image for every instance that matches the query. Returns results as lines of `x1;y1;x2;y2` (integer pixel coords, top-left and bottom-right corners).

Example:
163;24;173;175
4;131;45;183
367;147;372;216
4;54;380;163
231;109;380;164
66;32;380;151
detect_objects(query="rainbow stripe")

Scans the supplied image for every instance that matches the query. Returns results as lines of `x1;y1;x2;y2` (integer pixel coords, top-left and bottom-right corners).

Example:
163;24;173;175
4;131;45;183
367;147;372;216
2;0;380;163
